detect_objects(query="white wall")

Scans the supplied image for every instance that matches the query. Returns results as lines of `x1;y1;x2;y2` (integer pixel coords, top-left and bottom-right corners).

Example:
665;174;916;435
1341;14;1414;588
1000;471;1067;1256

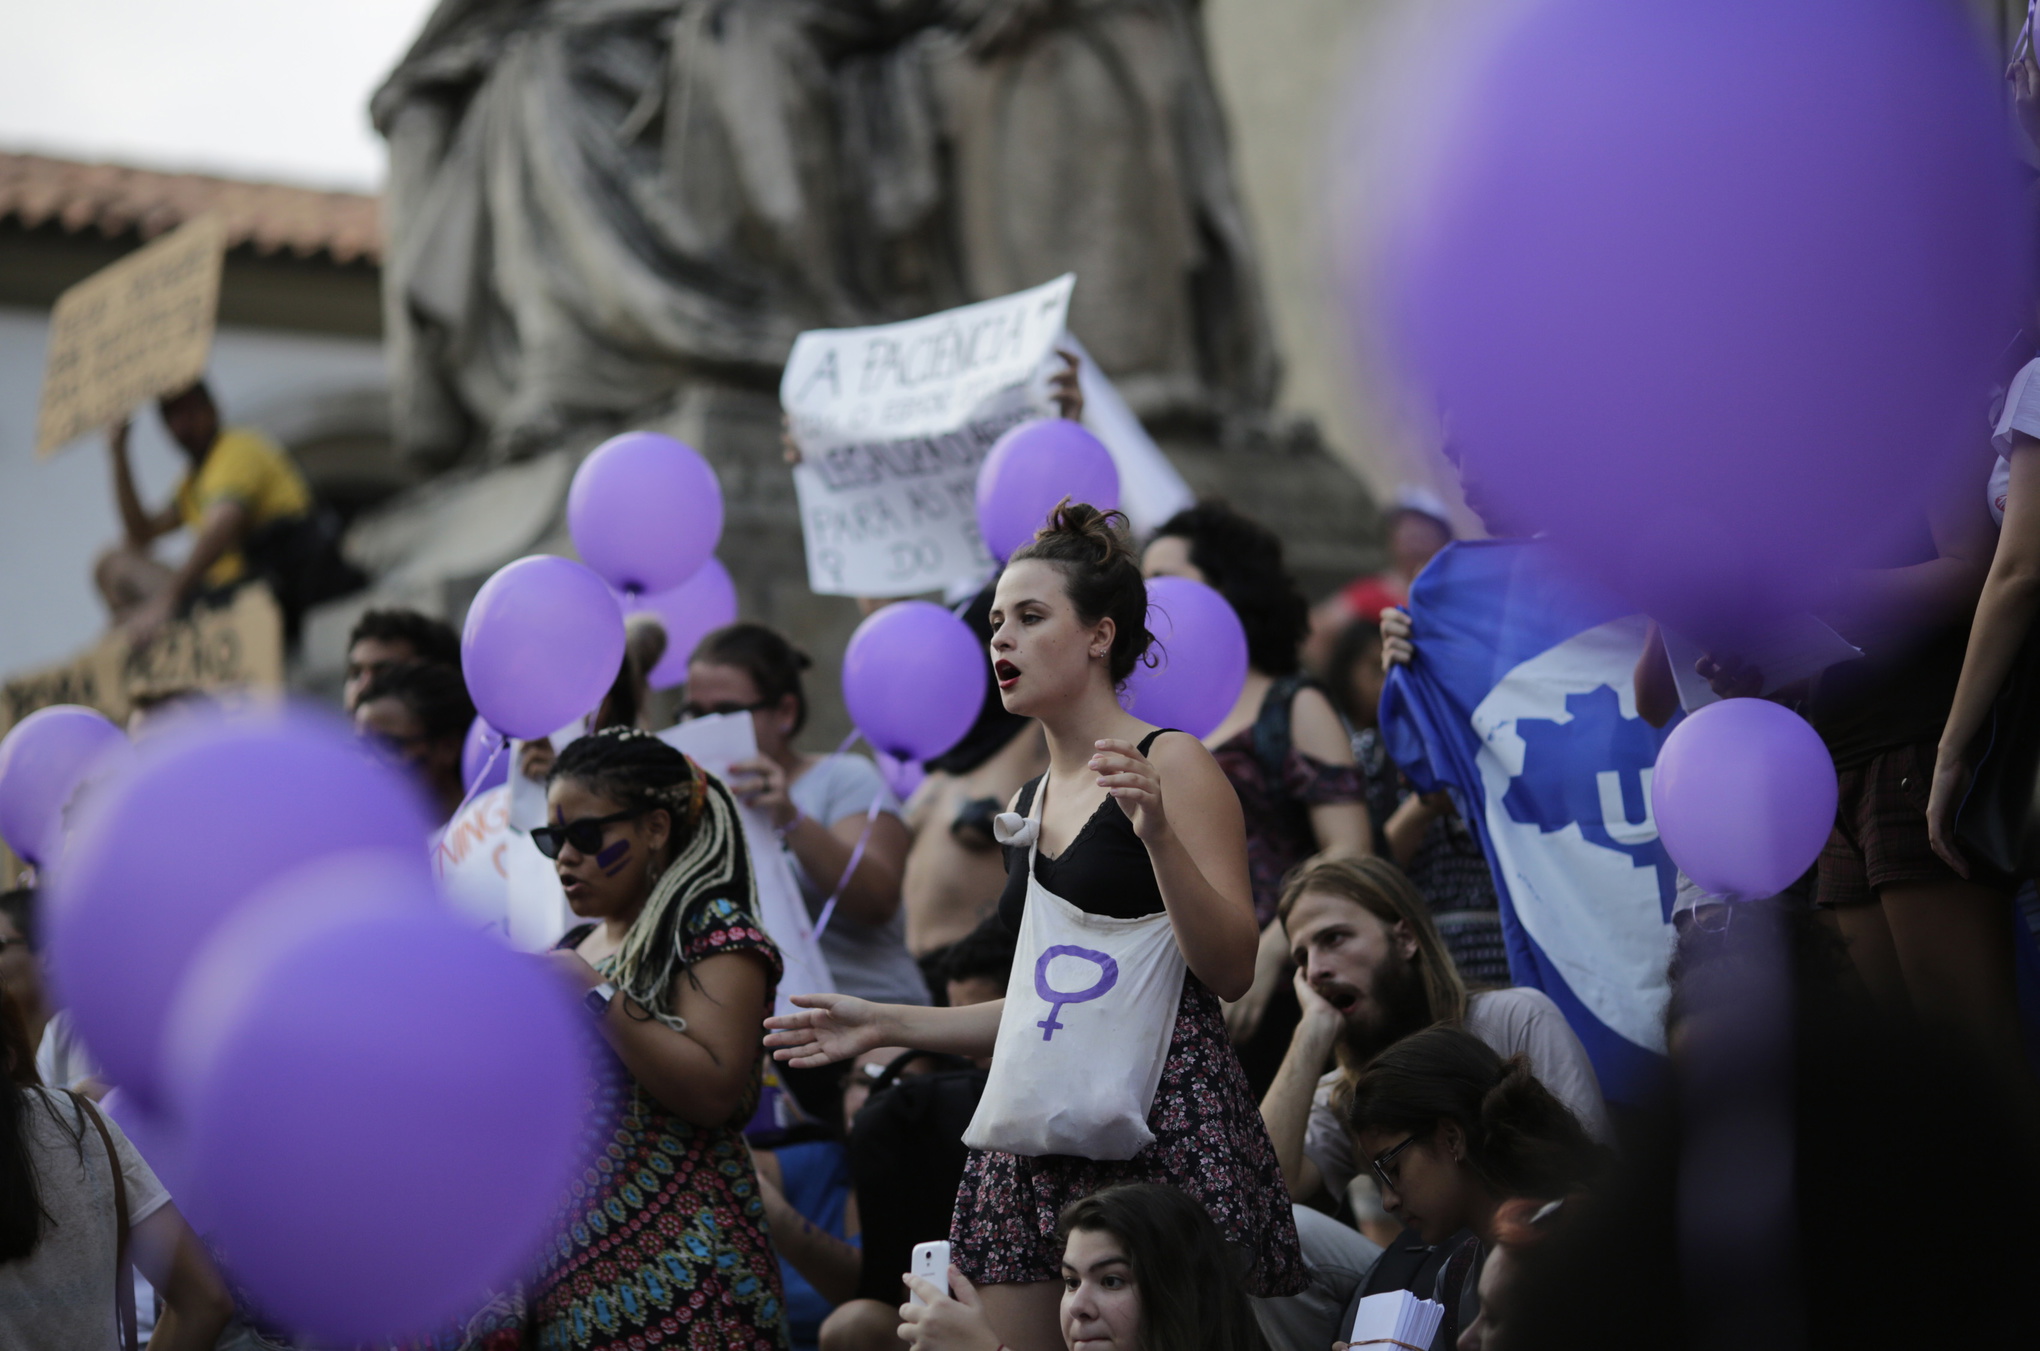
0;307;386;676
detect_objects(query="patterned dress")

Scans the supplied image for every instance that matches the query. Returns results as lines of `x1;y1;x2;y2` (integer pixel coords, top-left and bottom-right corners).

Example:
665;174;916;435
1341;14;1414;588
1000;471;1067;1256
535;901;789;1351
949;973;1308;1297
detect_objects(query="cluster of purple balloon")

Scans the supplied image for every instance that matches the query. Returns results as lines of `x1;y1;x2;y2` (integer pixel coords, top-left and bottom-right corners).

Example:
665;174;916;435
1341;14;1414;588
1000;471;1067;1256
463;431;735;751
41;710;587;1343
1373;0;2024;899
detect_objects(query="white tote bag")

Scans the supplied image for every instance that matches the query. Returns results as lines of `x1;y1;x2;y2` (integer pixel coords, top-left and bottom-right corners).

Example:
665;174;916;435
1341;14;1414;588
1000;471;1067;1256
962;783;1186;1160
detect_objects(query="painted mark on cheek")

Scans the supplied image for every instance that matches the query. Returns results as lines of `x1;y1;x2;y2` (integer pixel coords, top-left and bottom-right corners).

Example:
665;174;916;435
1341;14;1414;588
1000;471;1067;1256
596;839;632;876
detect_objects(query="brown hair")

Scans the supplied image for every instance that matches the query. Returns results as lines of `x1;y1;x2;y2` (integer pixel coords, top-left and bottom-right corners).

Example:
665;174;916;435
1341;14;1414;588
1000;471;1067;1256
1009;499;1153;685
1278;855;1469;1036
1347;1027;1607;1203
693;622;813;734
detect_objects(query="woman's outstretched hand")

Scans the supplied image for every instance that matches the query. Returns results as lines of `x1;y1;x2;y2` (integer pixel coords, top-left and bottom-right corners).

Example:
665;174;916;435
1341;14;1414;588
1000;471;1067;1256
763;993;889;1069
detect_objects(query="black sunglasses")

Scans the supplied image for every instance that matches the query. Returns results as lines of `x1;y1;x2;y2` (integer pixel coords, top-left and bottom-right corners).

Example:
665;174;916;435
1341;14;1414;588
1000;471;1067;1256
531;808;647;860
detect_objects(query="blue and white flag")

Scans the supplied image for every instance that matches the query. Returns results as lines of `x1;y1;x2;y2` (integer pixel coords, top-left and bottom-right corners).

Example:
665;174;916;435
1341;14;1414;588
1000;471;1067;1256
1380;540;1677;1101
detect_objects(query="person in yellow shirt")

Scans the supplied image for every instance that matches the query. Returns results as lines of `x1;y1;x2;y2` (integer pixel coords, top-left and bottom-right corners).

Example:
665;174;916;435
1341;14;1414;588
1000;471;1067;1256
96;381;333;646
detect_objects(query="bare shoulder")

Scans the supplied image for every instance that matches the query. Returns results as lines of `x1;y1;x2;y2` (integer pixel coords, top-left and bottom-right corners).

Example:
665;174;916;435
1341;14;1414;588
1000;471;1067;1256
1289;685;1355;762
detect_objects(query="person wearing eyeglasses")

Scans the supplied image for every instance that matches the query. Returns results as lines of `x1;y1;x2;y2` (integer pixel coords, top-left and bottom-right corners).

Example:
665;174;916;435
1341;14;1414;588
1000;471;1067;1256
685;622;922;1006
1335;1027;1606;1351
530;725;789;1350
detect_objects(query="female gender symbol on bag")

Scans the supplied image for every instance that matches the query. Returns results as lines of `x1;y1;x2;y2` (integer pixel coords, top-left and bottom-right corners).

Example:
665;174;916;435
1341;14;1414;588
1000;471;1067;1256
963;775;1186;1161
1034;946;1118;1040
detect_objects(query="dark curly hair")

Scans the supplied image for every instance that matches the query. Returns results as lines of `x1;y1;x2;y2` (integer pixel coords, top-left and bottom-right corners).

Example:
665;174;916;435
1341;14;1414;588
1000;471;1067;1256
692;623;813;736
1010;500;1153;685
1346;1025;1607;1203
1149;502;1310;677
347;608;461;668
355;659;475;746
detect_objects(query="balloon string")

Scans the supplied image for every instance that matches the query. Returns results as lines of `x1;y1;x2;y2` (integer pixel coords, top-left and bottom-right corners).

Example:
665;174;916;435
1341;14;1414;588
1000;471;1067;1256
808;728;879;942
435;735;507;881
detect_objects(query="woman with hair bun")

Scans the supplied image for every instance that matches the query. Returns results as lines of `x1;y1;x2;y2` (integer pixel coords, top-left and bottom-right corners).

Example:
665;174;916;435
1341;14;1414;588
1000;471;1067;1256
535;726;788;1350
1340;1026;1606;1351
769;502;1304;1351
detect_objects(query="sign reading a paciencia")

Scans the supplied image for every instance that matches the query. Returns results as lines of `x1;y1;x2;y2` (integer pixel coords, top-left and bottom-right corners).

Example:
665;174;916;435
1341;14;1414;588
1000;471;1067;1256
36;214;229;457
782;275;1075;597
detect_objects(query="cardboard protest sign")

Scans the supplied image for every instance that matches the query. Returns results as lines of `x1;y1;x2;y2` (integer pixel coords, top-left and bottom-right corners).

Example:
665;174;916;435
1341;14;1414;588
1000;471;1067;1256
36;214;228;457
0;584;284;735
783;276;1074;597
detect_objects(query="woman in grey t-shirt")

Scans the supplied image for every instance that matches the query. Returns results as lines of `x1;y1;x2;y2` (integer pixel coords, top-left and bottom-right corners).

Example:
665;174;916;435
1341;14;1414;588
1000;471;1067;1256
685;623;927;1004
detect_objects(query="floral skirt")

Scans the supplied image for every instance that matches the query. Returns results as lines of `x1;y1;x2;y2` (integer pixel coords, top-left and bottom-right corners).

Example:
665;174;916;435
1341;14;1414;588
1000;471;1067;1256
530;1065;789;1351
949;974;1308;1297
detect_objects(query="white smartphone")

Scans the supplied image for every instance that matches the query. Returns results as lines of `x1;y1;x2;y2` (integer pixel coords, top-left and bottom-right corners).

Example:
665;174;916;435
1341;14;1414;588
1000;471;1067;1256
908;1240;953;1306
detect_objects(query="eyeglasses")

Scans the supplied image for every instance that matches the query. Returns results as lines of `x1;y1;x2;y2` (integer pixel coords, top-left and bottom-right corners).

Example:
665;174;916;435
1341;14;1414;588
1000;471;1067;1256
1370;1133;1423;1196
531;808;647;860
678;699;771;722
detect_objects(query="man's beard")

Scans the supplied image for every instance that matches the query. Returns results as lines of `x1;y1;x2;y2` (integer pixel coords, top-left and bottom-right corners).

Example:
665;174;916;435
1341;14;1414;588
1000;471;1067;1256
1337;946;1436;1066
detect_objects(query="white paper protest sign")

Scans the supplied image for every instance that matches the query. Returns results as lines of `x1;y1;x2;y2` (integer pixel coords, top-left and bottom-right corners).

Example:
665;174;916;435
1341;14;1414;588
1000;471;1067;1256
783;276;1075;597
435;785;515;941
659;714;837;1016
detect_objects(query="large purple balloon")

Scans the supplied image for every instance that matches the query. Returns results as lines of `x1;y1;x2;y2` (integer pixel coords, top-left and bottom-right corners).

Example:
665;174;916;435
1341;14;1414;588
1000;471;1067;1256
618;557;739;689
1120;577;1248;739
167;866;585;1344
842;601;983;761
976;420;1121;563
1384;0;2027;642
462;556;626;740
461;716;509;796
1651;699;1838;903
45;711;434;1107
568;431;724;595
0;705;126;866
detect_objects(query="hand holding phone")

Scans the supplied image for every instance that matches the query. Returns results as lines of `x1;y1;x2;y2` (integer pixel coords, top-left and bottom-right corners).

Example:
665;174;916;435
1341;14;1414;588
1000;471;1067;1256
908;1240;953;1306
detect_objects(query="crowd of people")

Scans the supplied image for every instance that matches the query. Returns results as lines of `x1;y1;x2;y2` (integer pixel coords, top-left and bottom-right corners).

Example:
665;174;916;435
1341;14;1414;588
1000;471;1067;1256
8;96;2040;1351
10;371;2040;1348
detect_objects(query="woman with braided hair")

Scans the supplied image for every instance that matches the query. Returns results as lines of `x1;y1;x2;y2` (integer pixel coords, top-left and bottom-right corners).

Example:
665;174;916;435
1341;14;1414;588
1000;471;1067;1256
533;726;788;1351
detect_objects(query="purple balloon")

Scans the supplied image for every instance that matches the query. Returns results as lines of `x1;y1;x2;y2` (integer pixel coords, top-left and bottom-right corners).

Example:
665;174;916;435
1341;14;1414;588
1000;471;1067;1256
0;705;126;866
1383;0;2027;642
461;716;509;796
462;556;626;740
1651;699;1838;903
873;750;925;803
45;710;434;1107
976;420;1121;563
568;431;724;595
167;868;585;1344
842;601;983;761
617;557;739;689
1120;577;1249;739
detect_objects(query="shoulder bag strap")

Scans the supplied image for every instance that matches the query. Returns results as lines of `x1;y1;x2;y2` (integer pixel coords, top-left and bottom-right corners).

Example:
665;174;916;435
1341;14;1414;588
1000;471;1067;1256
71;1092;138;1351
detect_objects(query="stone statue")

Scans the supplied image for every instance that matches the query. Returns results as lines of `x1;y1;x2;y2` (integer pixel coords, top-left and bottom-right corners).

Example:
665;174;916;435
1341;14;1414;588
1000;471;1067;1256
372;0;1279;468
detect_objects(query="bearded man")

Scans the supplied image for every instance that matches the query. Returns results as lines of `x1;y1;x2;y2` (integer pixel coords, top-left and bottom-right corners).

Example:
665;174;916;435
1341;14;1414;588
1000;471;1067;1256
1259;857;1609;1210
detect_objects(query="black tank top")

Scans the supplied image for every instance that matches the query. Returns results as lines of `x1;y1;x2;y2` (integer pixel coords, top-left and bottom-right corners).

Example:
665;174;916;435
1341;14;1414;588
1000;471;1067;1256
997;729;1174;932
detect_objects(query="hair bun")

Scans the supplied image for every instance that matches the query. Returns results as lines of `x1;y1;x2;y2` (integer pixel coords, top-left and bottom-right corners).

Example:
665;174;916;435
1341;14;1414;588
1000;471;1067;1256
1035;498;1134;568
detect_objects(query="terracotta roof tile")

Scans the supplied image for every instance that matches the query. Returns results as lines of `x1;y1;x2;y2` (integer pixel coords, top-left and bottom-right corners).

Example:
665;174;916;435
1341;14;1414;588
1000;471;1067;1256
0;151;381;265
